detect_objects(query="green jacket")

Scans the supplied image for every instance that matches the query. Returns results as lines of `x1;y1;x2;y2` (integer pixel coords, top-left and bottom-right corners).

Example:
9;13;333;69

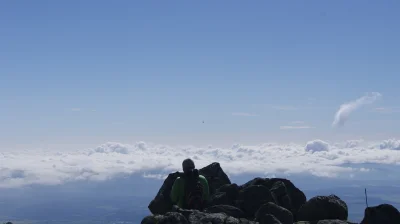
170;174;210;208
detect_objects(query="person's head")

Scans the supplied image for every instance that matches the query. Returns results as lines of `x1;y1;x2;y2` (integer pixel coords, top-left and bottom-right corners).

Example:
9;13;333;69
182;158;195;173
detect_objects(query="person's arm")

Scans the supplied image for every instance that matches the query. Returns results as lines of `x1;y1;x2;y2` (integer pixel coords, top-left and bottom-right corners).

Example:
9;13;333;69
170;177;182;204
201;176;210;201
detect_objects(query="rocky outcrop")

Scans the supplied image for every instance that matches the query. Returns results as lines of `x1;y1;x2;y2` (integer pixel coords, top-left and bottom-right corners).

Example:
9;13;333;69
297;195;348;222
204;205;245;218
148;171;182;215
239;177;306;219
360;204;400;224
255;202;293;224
144;162;399;224
141;209;258;224
237;185;274;218
199;162;231;196
141;212;188;224
259;214;282;224
148;162;231;215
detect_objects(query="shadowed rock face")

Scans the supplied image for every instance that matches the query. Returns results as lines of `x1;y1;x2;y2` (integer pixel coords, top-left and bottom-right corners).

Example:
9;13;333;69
239;177;306;219
297;195;348;221
148;172;182;215
204;205;245;218
255;202;293;224
198;162;231;196
360;204;400;224
144;162;398;224
237;185;274;218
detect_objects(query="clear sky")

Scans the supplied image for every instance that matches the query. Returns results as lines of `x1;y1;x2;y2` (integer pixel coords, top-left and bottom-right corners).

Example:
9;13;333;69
1;1;400;149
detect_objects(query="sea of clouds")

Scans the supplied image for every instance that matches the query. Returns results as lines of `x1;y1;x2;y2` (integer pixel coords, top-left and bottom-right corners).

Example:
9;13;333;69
0;139;400;188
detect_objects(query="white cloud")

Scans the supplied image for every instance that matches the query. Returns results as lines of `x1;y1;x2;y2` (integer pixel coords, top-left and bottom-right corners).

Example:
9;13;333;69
345;139;365;148
305;140;330;152
1;139;400;188
142;173;168;180
332;92;382;127
232;112;258;117
380;139;400;150
280;126;314;130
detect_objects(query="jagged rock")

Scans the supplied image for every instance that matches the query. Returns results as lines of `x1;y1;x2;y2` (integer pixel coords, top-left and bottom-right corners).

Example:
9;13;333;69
217;183;240;198
237;185;274;218
141;215;156;224
188;210;228;224
266;179;306;219
205;204;246;218
199;162;231;195
142;208;258;224
297;195;348;222
225;216;241;224
240;177;269;190
239;218;259;224
240;177;306;219
255;202;293;224
148;172;181;214
259;214;282;224
141;212;188;224
360;203;400;224
148;162;230;215
209;192;233;206
270;181;293;217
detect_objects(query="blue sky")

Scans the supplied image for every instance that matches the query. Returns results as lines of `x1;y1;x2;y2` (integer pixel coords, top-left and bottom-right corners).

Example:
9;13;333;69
1;1;400;149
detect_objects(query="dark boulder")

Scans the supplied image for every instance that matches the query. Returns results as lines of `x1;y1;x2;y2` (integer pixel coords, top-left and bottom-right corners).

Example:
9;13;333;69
240;177;269;190
141;216;156;224
360;204;400;224
240;177;306;219
204;204;245;218
217;183;240;198
239;218;259;224
225;216;241;224
270;181;293;213
297;195;348;222
141;212;188;224
143;206;258;224
259;214;282;224
265;178;306;218
199;162;231;195
237;185;274;218
188;210;228;224
148;172;181;215
208;192;233;206
255;202;293;224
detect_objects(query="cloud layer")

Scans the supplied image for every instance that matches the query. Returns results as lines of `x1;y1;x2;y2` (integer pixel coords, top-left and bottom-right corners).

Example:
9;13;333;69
332;92;382;127
1;139;400;188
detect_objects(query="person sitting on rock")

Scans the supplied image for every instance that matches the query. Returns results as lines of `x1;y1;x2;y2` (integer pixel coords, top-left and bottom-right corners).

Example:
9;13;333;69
170;158;210;210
